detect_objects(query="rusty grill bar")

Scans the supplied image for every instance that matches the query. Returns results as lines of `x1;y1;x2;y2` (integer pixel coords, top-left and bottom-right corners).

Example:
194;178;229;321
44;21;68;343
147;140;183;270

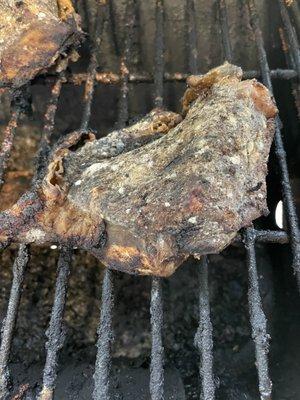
0;108;20;187
194;257;215;400
0;0;299;399
35;68;298;87
0;245;29;399
244;228;272;400
278;0;300;79
38;247;72;400
149;2;165;399
93;269;114;400
117;0;135;128
150;277;164;400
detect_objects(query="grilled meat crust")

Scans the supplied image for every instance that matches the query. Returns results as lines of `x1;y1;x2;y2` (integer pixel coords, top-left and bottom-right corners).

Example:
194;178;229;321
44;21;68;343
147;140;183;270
0;63;278;276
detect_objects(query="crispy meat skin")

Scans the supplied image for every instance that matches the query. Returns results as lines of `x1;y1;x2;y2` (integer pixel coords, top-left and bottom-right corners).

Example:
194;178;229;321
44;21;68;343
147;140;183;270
0;0;81;89
0;63;277;276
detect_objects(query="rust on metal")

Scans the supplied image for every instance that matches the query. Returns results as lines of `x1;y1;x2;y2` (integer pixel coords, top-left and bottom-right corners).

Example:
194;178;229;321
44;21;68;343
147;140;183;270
0;109;21;186
38;386;53;400
279;27;289;53
11;383;30;400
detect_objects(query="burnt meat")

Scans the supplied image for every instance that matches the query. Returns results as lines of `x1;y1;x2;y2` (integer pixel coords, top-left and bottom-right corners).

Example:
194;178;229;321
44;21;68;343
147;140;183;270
0;63;278;276
0;0;81;89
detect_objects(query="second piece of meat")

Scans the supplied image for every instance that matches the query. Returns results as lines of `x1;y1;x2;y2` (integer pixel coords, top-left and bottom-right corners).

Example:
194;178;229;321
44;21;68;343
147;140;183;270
0;0;81;90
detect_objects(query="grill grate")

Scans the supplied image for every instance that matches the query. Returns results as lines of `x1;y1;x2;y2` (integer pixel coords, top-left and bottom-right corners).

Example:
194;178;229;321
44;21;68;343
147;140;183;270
38;247;72;400
0;0;299;399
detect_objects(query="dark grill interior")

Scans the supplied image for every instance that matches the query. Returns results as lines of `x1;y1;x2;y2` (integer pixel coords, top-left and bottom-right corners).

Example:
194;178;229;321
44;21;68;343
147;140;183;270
0;0;299;399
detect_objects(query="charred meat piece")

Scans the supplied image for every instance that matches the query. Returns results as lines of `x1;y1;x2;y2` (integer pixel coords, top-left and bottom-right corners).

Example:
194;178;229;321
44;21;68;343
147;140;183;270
0;0;81;89
0;63;277;276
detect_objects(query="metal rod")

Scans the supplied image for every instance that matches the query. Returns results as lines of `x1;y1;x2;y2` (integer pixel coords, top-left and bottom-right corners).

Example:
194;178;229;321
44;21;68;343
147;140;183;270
186;0;199;74
0;108;20;187
247;0;300;279
218;0;233;62
80;4;107;132
150;276;164;400
117;0;135;127
278;10;300;119
248;229;289;244
194;257;215;400
278;0;300;78
0;245;29;399
34;76;64;183
154;0;164;108
38;247;72;400
149;2;165;399
36;68;299;86
80;51;98;132
93;269;114;400
41;77;64;144
244;228;272;400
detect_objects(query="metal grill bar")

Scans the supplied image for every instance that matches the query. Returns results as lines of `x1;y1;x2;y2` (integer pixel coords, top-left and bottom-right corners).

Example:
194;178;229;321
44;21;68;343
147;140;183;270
38;247;72;400
0;108;20;186
150;277;164;400
186;0;198;74
80;3;107;132
41;78;63;145
247;0;300;279
235;229;289;244
117;0;135;127
154;0;164;108
279;27;296;70
93;269;114;400
0;245;29;399
149;3;166;399
244;228;272;400
194;257;215;400
0;85;31;186
80;51;98;132
218;0;233;62
35;75;64;183
277;0;300;119
278;0;300;78
37;68;298;86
